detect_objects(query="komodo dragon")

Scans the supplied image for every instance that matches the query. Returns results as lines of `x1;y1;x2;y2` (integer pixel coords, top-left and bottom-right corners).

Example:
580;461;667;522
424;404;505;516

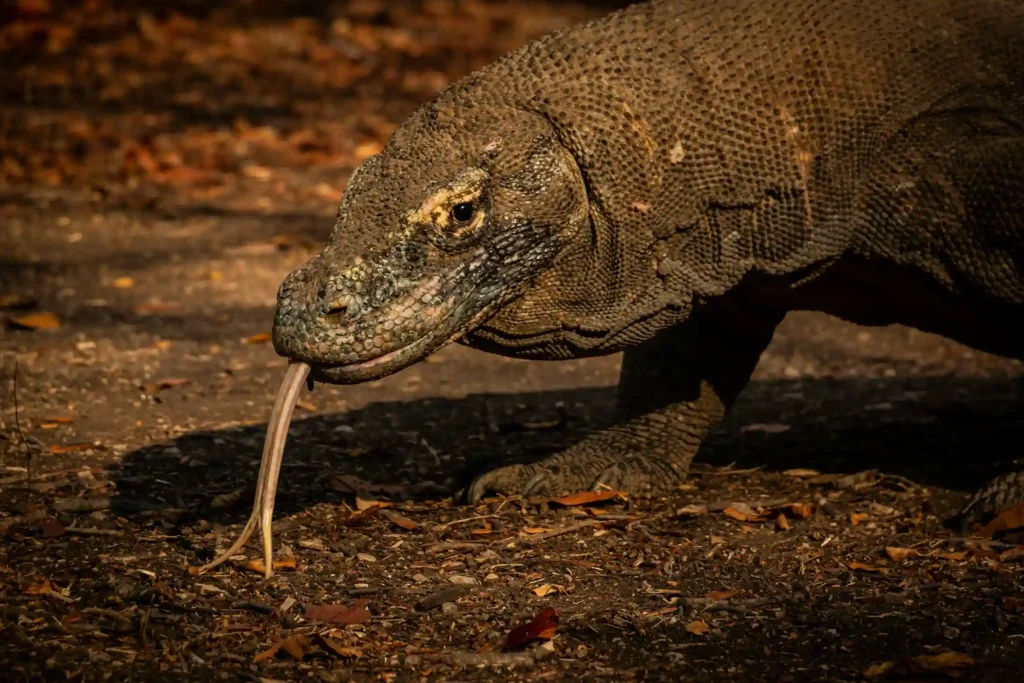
200;0;1024;576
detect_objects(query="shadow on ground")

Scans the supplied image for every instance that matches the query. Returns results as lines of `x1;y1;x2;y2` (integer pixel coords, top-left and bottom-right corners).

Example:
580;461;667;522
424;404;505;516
112;375;1024;531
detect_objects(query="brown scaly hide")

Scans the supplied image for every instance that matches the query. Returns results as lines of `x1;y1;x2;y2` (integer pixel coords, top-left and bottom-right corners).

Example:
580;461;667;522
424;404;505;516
272;0;1024;515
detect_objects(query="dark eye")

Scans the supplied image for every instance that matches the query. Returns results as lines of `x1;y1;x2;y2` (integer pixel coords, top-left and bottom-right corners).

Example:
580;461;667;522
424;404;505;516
450;202;475;225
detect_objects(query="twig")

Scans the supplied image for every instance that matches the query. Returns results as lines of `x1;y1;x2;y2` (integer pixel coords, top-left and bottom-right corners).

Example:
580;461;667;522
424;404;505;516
433;514;498;532
425;541;484;554
65;527;125;537
520;520;604;544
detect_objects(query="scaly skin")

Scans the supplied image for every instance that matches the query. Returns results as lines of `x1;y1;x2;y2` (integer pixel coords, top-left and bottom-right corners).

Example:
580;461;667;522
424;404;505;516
272;0;1024;523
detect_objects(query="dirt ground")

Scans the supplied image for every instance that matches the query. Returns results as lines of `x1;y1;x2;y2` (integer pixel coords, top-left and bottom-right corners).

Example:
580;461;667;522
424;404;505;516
2;1;1024;681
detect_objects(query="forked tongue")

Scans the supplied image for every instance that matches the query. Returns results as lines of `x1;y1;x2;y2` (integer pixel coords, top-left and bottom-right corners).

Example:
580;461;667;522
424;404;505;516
195;361;311;578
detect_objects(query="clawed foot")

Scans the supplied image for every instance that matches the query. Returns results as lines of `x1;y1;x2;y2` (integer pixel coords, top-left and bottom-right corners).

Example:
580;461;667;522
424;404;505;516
458;451;689;504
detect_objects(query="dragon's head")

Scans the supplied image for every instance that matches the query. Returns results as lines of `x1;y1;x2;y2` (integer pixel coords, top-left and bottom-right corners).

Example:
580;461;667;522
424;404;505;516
272;97;590;383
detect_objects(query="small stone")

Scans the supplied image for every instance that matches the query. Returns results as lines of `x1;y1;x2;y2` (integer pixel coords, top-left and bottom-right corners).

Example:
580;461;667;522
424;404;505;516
357;553;377;563
485;573;499;581
441;602;458;614
413;573;429;583
448;575;477;585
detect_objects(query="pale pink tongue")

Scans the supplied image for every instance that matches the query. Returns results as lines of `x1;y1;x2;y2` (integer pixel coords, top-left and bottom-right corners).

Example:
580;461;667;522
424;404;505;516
195;361;311;578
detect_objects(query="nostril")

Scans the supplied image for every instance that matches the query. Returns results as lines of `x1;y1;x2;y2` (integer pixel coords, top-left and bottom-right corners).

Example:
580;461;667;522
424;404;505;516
324;295;355;319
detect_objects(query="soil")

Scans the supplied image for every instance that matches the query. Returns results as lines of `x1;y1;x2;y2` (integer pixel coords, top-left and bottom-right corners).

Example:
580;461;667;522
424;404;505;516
2;1;1024;681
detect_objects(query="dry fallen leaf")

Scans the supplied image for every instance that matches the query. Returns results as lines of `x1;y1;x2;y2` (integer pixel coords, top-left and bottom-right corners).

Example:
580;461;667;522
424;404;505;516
25;580;54;595
470;521;493;535
42;416;74;425
7;311;61;330
49;443;100;454
677;504;708;517
243;332;271;344
885;546;917;562
783;468;821;478
848;562;884;573
850;512;869;526
705;590;740;601
522;527;554;534
551;490;625;507
380;509;419;530
355;497;392;512
976;502;1024;538
502;607;559;651
868;651;976;679
775;513;790;530
723;506;764;522
937;551;969;561
910;651;975;677
685;619;711;636
0;293;37;310
316;635;362;659
254;633;314;662
148;377;190;392
533;584;557;597
244;557;297;574
305;599;372;625
781;502;814;519
112;276;134;288
999;546;1024;562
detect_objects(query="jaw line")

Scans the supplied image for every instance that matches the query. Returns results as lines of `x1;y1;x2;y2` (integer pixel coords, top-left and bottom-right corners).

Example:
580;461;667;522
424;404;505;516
305;296;501;384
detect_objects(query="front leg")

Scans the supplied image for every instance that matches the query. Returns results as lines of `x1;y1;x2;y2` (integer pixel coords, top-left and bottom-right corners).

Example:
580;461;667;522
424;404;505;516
461;304;785;503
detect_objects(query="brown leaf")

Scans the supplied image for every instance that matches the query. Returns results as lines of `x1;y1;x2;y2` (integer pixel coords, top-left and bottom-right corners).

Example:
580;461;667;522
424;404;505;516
998;545;1024;562
152;377;190;391
850;512;869;526
885;547;917;562
551;490;625;507
254;634;314;662
470;521;493;535
775;513;790;530
848;562;884;573
25;579;53;595
723;506;760;522
863;661;896;678
684;619;711;636
355;497;391;512
908;651;975;677
532;584;557;597
316;635;362;659
976;502;1024;538
522;527;554;534
783;468;821;478
7;311;61;330
243;332;271;344
0;294;37;310
380;509;419;530
502;607;559;651
937;551;969;561
781;502;814;519
49;443;100;454
676;504;708;517
40;518;65;538
112;276;134;288
305;598;372;625
244;557;297;574
705;590;740;601
42;416;74;424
